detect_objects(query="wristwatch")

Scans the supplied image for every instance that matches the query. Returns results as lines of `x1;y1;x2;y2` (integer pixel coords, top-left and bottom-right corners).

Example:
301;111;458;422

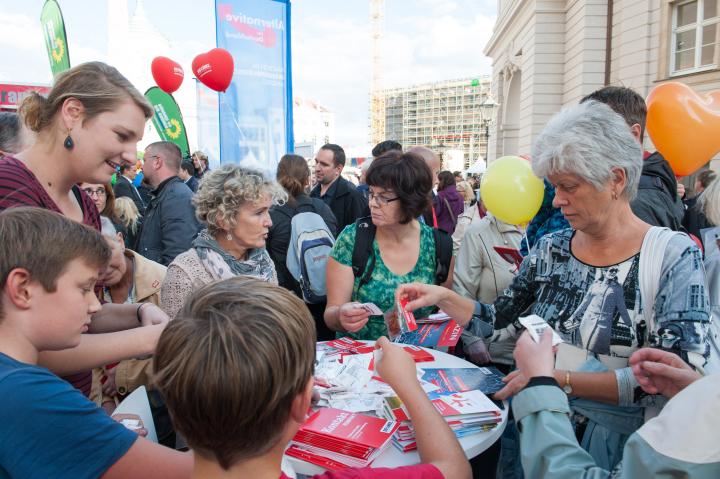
563;370;573;395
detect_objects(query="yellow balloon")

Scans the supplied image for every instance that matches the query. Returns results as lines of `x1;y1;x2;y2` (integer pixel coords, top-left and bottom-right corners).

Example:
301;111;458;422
480;156;544;225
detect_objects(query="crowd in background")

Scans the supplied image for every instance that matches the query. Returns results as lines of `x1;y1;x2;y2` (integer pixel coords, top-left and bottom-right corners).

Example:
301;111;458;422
0;61;718;479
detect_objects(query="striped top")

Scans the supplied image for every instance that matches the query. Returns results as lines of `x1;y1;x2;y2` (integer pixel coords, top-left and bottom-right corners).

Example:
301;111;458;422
0;155;100;397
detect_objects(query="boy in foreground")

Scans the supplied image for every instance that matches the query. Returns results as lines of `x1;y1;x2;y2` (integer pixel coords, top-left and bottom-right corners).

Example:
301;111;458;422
0;207;192;478
153;276;471;479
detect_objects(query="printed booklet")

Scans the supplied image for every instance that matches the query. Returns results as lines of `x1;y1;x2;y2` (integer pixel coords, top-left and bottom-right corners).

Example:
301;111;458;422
288;407;399;469
383;390;502;450
420;367;506;395
393;320;463;348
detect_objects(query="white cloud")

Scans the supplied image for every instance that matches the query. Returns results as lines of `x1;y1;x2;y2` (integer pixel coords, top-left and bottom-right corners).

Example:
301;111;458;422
292;13;373;148
0;9;105;85
291;3;496;149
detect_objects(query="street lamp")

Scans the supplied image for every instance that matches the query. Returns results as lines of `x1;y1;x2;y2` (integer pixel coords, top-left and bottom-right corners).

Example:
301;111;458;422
479;93;498;162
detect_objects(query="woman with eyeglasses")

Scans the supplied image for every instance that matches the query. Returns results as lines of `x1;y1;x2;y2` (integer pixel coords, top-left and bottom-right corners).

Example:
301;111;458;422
324;150;455;340
80;182;116;222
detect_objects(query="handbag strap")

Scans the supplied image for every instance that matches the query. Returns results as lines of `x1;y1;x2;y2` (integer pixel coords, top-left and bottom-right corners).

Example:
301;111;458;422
443;197;457;224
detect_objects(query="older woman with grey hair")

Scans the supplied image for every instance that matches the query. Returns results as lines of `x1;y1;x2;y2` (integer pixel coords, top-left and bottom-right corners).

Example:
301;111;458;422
396;101;710;471
161;164;287;319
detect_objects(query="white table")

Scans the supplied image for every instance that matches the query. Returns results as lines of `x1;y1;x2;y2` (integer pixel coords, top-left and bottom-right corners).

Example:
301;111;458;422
286;344;508;476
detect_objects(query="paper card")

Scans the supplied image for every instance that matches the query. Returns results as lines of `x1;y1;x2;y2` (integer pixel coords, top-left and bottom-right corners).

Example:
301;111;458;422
359;303;383;315
518;314;563;346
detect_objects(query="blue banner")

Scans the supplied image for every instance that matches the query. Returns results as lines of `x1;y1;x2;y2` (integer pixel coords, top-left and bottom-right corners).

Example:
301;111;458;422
215;0;293;176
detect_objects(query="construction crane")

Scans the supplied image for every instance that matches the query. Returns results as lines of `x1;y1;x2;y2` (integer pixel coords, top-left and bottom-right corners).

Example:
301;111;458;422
370;0;385;145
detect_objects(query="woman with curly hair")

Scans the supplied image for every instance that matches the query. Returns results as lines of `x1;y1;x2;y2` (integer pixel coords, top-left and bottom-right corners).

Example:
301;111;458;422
160;164;287;319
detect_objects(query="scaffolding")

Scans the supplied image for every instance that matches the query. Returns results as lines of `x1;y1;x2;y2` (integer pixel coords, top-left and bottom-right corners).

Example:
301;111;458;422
381;77;495;169
369;0;386;145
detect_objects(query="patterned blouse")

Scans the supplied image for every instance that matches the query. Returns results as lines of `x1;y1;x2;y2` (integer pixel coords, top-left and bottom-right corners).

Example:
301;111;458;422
469;228;710;405
330;222;438;340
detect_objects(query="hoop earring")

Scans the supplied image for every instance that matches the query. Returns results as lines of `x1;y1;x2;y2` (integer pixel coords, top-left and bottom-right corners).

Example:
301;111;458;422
63;130;74;150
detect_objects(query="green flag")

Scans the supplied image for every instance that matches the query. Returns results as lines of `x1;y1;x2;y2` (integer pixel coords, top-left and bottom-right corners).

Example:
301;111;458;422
144;87;190;158
40;0;70;75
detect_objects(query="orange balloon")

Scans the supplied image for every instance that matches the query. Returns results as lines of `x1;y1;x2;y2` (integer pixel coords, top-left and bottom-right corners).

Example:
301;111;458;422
646;82;720;176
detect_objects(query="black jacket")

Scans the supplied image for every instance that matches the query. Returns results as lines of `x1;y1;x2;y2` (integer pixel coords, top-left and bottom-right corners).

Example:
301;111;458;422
113;175;145;213
184;176;199;193
630;152;685;230
310;176;366;233
135;176;201;266
267;194;338;295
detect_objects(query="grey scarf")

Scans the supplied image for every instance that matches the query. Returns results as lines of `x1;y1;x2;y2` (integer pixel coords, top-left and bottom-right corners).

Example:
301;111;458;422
193;229;277;284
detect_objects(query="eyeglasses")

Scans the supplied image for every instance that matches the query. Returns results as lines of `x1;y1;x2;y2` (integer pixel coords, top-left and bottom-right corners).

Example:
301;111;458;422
368;192;400;206
83;188;106;197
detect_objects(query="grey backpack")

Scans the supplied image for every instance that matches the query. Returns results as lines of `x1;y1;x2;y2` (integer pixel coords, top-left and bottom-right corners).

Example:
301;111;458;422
286;211;335;303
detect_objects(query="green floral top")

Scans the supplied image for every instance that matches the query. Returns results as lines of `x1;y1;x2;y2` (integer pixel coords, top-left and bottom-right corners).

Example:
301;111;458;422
330;222;438;340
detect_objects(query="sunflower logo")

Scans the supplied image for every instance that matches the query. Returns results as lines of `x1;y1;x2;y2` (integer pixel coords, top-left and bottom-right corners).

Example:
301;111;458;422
51;37;65;63
166;119;182;140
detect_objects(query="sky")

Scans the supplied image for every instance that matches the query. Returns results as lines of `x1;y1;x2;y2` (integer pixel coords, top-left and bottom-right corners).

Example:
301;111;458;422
0;0;497;150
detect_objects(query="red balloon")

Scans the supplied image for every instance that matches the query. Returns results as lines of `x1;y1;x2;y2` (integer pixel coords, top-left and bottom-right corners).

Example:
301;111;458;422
151;56;184;94
192;48;234;93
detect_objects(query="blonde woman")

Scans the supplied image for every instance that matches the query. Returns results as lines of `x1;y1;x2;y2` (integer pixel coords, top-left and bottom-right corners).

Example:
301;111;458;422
114;196;142;248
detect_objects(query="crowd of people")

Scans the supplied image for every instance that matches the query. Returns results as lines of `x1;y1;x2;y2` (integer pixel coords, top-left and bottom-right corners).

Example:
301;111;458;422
0;60;718;479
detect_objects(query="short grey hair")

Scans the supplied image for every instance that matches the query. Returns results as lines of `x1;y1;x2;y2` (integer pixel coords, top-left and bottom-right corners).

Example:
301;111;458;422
193;164;287;236
532;100;642;200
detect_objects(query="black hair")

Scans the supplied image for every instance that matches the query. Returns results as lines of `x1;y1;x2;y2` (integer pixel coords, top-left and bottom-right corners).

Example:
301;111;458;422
438;171;456;191
371;140;402;158
580;86;647;142
180;159;196;176
320;143;346;167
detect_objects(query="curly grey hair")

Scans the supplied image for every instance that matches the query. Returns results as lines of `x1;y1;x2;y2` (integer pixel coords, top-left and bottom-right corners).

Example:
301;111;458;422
193;164;287;236
532;100;643;200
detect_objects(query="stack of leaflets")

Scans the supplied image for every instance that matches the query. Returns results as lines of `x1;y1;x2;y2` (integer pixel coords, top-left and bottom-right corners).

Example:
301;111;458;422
393;320;463;348
318;339;434;364
421;367;506;395
383;390;502;452
319;337;375;360
286;408;399;469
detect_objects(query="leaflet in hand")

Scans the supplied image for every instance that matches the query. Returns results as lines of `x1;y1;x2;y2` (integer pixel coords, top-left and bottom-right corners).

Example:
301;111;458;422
393;320;463;348
358;302;383;315
421;367;506;395
383;298;418;339
518;314;563;346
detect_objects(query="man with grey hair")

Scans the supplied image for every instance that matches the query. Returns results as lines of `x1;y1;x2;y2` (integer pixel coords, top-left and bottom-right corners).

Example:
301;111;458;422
407;146;441;228
136;141;201;265
0;112;35;155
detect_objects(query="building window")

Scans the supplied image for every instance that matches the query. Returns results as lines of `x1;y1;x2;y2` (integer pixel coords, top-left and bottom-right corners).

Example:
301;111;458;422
671;0;719;75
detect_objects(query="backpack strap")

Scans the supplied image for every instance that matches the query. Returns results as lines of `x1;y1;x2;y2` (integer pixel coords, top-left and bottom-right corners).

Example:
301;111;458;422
351;216;376;290
433;228;453;285
639;226;682;335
